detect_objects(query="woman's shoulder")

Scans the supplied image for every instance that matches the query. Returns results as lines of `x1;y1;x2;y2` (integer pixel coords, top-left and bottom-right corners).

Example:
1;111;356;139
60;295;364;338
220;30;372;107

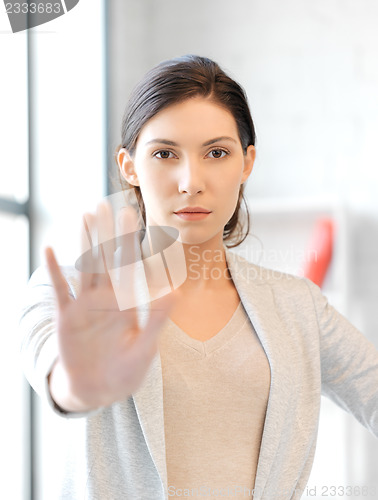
226;247;308;288
226;246;327;308
226;248;327;319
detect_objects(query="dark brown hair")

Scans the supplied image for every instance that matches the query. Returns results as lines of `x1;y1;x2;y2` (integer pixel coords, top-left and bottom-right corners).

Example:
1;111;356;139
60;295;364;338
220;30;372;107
113;54;256;248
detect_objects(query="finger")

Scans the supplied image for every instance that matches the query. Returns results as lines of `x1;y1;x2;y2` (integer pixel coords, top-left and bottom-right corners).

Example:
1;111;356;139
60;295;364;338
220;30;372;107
44;246;71;310
120;206;139;306
96;200;115;288
133;288;181;355
111;206;140;322
79;212;95;293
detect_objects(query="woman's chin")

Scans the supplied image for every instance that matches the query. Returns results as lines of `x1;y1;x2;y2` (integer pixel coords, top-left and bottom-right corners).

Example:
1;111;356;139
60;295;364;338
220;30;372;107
176;232;217;246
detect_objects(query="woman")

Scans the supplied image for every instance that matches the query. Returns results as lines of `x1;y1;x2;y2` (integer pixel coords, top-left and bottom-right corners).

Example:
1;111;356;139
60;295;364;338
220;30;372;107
19;55;378;500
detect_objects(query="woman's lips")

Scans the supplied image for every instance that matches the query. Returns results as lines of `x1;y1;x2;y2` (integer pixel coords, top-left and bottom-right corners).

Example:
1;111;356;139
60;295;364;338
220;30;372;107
174;212;211;221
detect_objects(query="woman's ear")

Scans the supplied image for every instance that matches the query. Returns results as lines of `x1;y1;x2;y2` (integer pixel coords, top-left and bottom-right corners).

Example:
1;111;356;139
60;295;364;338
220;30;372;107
117;148;140;186
241;145;256;184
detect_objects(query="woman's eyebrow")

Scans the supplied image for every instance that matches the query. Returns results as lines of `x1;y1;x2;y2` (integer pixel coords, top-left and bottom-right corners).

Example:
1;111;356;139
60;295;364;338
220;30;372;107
144;136;237;147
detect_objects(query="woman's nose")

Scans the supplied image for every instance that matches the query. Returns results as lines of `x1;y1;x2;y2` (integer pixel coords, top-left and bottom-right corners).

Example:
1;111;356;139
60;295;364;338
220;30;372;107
178;160;205;195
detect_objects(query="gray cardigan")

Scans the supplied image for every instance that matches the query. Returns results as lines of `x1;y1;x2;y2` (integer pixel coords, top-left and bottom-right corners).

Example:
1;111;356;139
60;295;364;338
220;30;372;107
19;245;378;500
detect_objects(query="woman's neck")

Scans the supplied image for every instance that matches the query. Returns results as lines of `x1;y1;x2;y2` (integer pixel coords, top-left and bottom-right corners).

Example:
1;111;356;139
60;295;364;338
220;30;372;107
139;229;233;295
178;242;232;293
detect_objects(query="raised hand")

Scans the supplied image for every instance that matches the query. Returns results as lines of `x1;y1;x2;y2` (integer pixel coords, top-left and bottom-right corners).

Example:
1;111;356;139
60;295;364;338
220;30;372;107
46;200;181;413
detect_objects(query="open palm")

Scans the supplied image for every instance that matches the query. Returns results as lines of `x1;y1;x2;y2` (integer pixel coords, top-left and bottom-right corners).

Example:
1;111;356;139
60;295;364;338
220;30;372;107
45;201;181;412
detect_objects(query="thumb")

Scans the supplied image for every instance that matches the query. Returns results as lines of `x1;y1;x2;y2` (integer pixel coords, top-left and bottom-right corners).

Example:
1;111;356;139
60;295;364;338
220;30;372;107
134;287;183;351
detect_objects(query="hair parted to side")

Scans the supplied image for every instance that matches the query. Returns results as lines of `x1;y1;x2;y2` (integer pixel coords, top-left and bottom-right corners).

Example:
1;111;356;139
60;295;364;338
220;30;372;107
112;54;256;248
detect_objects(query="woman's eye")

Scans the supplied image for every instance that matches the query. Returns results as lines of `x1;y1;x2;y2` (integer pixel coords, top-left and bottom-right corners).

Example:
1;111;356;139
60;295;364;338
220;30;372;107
154;150;175;159
208;149;228;159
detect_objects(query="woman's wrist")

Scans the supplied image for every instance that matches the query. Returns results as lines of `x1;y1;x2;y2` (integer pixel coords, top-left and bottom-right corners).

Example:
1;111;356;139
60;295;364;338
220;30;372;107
47;360;96;413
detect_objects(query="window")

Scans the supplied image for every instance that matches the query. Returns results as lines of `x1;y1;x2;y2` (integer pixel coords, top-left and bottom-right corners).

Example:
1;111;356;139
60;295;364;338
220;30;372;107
0;2;106;498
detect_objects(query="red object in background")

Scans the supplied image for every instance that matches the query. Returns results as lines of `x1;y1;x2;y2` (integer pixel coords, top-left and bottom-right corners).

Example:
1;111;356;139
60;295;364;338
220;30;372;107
303;218;334;288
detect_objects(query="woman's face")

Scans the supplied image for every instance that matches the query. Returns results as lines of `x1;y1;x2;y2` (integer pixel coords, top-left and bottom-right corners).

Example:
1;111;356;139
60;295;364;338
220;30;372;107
118;96;256;246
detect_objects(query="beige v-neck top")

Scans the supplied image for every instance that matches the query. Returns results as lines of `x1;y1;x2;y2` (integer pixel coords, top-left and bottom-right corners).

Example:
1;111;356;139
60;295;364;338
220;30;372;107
158;300;271;499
